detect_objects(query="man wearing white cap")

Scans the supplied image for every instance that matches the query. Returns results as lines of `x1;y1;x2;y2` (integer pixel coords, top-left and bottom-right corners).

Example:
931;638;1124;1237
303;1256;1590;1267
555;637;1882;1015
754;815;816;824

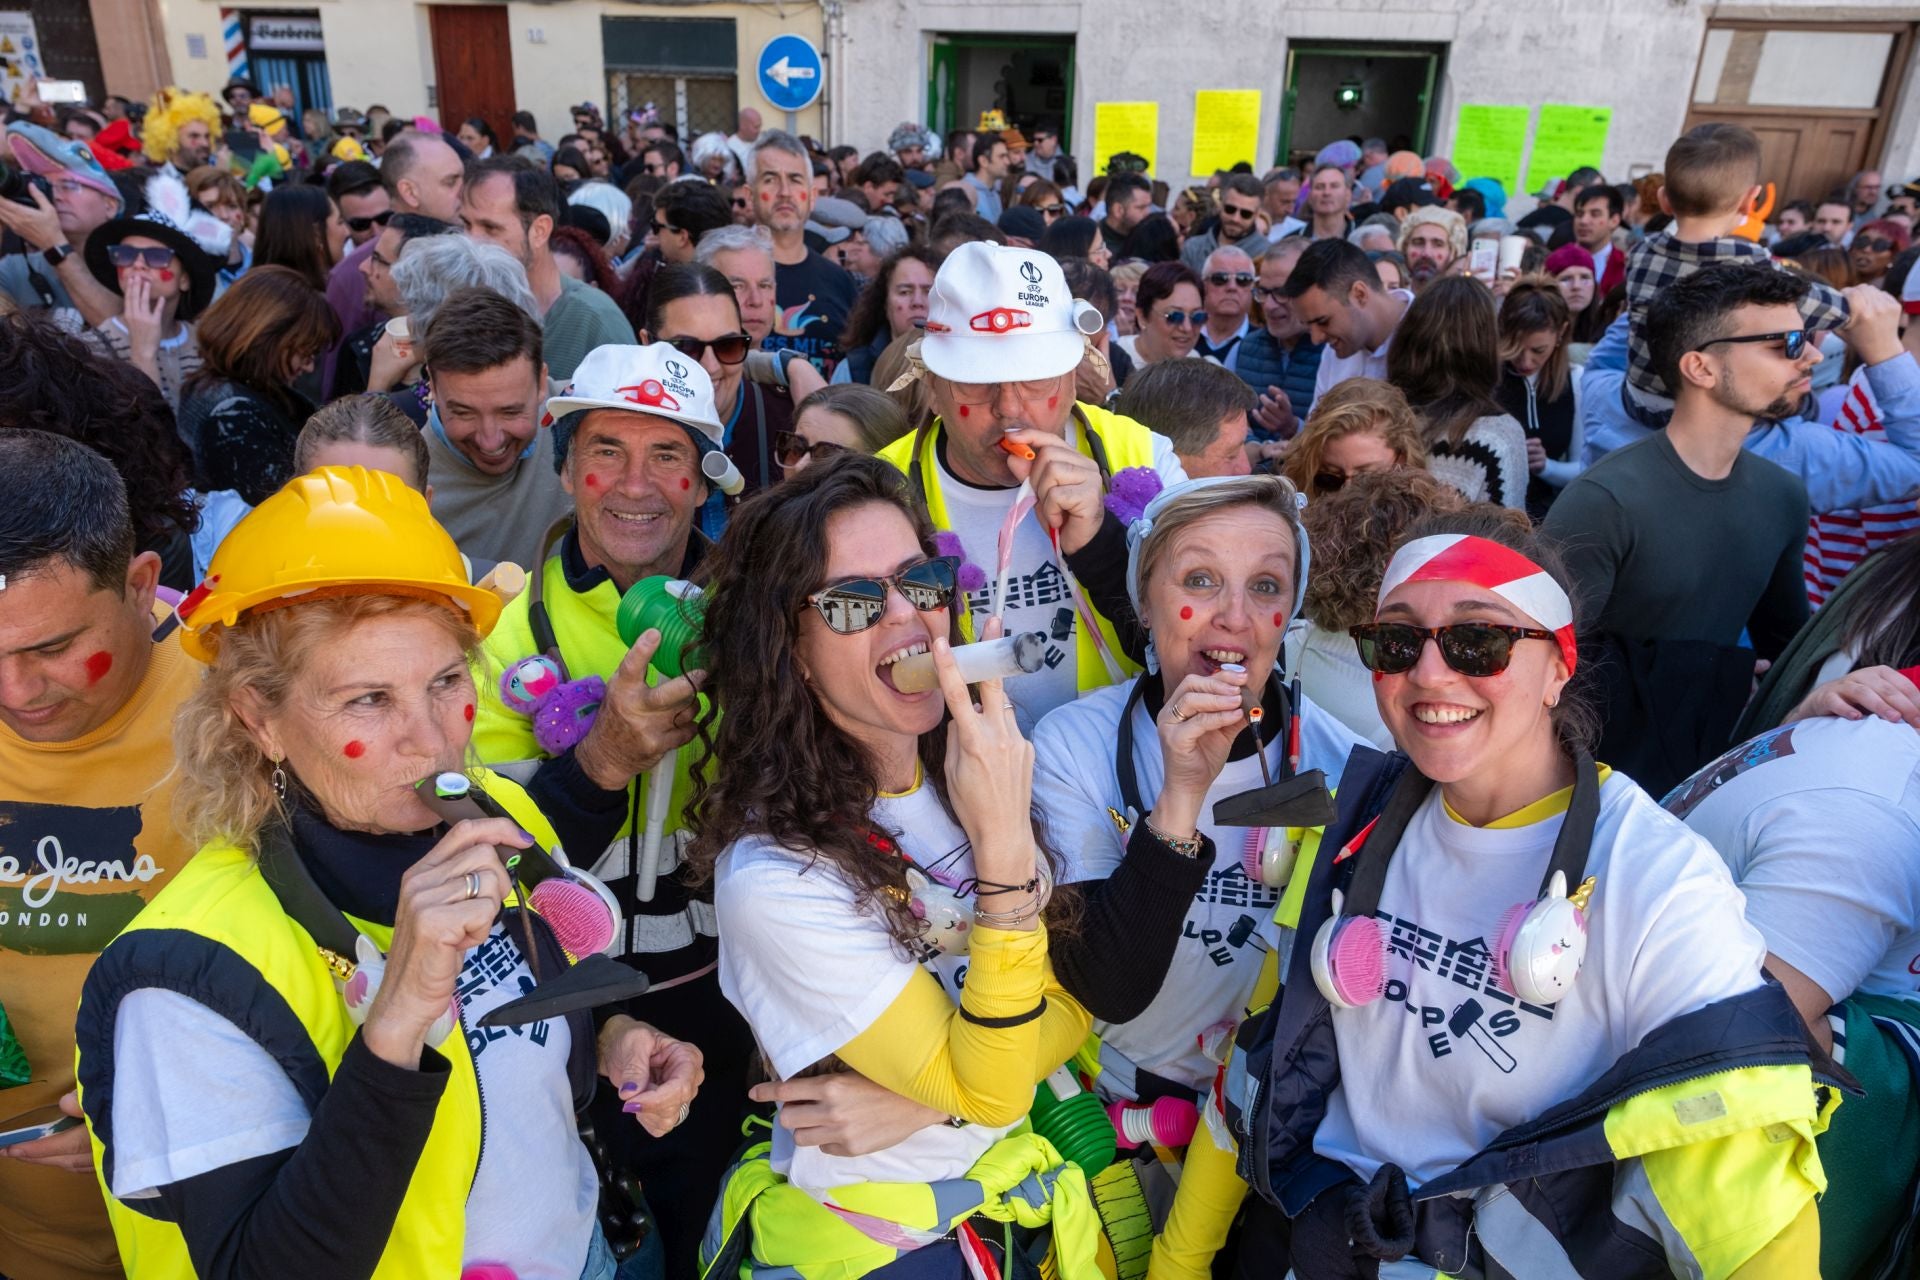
879;241;1188;728
470;342;752;1278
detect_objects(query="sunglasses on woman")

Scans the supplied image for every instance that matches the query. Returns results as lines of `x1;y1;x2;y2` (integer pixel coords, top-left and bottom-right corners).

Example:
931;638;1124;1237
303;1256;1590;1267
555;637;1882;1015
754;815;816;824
344;209;393;234
1159;309;1207;329
1348;622;1557;677
773;432;849;468
806;557;960;635
107;244;177;269
663;332;752;365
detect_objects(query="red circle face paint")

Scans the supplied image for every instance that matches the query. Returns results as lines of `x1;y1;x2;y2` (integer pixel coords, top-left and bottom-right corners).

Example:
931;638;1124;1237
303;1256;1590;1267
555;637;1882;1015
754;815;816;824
463;703;475;722
83;651;113;684
159;269;175;283
1273;612;1285;627
1047;395;1059;410
583;474;599;490
342;740;367;759
679;477;690;490
1179;606;1193;621
958;405;970;418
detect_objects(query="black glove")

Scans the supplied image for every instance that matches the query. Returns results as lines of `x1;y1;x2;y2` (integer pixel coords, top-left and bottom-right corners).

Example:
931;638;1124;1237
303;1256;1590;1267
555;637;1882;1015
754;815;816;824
1346;1163;1416;1262
1288;1179;1377;1280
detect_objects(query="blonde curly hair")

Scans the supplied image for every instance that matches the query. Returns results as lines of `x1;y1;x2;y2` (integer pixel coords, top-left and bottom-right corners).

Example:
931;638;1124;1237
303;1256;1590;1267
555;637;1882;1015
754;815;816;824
142;88;222;164
173;594;482;851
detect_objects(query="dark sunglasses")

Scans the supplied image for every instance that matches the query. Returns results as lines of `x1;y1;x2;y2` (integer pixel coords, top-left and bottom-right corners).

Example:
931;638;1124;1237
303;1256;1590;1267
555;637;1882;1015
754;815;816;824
1206;272;1256;287
1159;309;1207;328
345;209;393;234
664;332;751;365
731;196;751;209
1348;622;1557;678
107;244;176;269
1856;237;1897;253
651;217;679;237
806;557;960;635
1695;329;1808;360
774;431;848;469
1037;203;1065;216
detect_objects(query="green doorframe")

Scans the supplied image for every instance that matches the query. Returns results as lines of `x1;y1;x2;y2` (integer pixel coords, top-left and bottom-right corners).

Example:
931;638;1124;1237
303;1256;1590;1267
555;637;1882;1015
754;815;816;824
924;33;1077;150
1275;43;1442;165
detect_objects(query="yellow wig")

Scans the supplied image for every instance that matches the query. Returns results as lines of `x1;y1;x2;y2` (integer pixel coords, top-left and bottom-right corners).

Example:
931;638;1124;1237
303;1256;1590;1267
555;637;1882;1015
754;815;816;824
143;88;223;163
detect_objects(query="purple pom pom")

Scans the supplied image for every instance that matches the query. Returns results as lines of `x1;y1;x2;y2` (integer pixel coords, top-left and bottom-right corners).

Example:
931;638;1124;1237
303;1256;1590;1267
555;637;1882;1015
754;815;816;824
533;676;606;755
933;529;988;594
1104;467;1164;527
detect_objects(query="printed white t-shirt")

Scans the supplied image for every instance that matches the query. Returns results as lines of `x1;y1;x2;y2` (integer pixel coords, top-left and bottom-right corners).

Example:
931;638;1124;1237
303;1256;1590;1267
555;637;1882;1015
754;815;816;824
107;920;597;1279
1032;678;1363;1091
715;783;1013;1196
931;418;1186;733
1668;714;1920;1006
1312;772;1767;1186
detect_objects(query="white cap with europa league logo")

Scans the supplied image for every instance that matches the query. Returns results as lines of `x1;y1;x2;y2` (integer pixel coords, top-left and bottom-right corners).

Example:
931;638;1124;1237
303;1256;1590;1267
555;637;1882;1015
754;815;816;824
919;242;1093;383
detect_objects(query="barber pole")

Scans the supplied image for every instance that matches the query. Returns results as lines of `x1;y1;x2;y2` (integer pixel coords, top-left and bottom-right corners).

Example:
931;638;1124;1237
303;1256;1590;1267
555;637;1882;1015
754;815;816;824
221;9;248;81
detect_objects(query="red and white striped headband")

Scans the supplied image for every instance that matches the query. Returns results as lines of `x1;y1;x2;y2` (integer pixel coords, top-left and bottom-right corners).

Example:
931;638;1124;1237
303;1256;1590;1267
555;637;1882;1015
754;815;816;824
1378;534;1578;674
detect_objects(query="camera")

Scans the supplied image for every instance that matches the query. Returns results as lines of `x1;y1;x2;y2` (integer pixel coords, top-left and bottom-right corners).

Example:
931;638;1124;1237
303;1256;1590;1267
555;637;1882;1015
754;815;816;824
0;162;50;208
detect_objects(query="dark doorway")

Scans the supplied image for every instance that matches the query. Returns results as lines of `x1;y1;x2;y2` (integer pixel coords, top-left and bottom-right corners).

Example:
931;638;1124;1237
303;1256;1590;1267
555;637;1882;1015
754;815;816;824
1279;41;1444;167
927;34;1076;151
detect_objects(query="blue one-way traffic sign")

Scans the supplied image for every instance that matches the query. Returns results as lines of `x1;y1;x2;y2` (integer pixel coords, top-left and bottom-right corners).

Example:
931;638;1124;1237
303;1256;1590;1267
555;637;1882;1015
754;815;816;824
757;34;823;114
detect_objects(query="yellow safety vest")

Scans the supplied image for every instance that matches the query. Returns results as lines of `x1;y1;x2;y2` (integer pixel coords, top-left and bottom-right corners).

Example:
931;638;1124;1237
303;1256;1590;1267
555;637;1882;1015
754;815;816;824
877;403;1159;696
74;772;556;1279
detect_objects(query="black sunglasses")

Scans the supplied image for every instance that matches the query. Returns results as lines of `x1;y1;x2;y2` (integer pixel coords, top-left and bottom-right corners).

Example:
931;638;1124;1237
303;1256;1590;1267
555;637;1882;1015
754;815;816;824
806;557;960;635
664;332;751;365
107;244;176;269
1206;272;1256;287
1856;236;1897;253
774;431;849;469
1037;203;1065;216
1348;622;1557;678
1695;329;1808;360
345;209;393;234
731;196;751;209
651;217;679;237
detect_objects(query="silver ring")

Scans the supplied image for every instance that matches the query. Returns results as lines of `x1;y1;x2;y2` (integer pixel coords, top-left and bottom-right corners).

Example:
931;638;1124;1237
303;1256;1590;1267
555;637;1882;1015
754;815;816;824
463;870;482;901
675;1101;690;1126
1001;701;1016;712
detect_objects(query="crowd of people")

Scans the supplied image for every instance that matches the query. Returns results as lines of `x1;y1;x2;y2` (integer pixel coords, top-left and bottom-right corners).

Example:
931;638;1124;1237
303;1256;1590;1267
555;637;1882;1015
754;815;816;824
5;76;1920;1280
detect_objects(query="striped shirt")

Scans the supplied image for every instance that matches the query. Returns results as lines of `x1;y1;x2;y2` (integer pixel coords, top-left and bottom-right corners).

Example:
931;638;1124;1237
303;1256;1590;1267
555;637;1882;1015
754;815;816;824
1803;367;1920;606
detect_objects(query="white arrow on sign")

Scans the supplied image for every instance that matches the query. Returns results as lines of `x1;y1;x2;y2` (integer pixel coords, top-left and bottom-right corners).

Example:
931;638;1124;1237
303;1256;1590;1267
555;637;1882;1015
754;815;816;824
766;55;817;89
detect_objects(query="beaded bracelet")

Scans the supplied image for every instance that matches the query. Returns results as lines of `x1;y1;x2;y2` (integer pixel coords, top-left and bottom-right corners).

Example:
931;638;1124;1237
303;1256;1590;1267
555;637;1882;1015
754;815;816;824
1145;819;1204;859
974;894;1042;928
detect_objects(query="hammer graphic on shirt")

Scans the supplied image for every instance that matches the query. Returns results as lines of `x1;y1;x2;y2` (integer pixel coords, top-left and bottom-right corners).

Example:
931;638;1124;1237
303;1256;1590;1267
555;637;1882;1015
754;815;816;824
1449;999;1516;1074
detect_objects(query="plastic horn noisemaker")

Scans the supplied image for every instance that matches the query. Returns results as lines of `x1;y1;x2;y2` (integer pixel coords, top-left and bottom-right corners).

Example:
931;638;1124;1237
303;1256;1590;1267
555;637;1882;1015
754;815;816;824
615;576;709;902
702;450;745;496
889;631;1047;694
415;772;622;957
1030;1066;1117;1175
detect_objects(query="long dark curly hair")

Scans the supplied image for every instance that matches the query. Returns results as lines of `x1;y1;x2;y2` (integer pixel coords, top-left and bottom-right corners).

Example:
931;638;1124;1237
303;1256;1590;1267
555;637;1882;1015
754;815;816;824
0;314;199;545
686;453;1067;949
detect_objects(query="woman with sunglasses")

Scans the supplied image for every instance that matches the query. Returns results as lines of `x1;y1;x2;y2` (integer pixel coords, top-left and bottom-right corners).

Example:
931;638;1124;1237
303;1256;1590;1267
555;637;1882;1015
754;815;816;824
639;262;825;536
834;245;938;386
1113;261;1210;378
1173;508;1828;1279
689;455;1098;1278
1018;179;1068;227
1280;377;1428;501
778;384;907;474
1850;217;1910;289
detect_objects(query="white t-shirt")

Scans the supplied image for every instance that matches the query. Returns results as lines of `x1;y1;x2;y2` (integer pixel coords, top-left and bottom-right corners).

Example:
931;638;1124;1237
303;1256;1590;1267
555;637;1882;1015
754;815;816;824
715;784;1013;1195
1670;715;1920;1007
1313;773;1767;1186
1031;678;1363;1091
108;922;597;1279
1308;289;1413;411
933;419;1186;732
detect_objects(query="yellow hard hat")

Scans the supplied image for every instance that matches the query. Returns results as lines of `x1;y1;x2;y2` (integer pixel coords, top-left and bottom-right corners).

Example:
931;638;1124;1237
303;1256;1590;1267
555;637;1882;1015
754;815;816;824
177;466;503;662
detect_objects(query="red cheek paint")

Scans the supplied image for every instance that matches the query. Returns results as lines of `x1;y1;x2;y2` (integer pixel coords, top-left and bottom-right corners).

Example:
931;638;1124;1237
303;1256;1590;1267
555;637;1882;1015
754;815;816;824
679;477;691;490
583;474;599;490
159;269;175;283
83;651;112;684
1273;612;1285;627
342;740;367;759
1047;395;1059;410
958;405;970;418
463;703;475;722
1179;606;1193;621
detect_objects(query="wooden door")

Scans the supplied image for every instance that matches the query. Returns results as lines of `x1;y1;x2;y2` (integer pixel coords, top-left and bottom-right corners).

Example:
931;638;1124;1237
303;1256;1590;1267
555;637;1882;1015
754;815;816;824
429;4;515;150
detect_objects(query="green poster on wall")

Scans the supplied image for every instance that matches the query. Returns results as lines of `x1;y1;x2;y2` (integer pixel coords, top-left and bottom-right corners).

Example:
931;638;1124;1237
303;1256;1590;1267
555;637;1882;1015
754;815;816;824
1529;105;1613;190
1453;105;1530;197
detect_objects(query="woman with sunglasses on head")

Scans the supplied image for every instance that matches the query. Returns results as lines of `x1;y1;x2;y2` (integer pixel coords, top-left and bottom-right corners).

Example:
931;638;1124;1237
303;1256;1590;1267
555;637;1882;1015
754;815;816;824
1174;507;1831;1279
778;384;908;474
1114;261;1211;378
690;455;1098;1278
638;262;826;538
1280;377;1428;502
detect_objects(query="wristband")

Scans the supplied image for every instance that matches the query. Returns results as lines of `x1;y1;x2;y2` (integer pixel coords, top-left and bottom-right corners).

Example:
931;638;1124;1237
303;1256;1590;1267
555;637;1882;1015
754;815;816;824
1145;818;1204;859
959;997;1047;1028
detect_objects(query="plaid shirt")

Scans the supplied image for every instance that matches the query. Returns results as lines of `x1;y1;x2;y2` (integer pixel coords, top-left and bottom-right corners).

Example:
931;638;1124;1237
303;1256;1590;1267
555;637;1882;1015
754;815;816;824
1624;231;1850;400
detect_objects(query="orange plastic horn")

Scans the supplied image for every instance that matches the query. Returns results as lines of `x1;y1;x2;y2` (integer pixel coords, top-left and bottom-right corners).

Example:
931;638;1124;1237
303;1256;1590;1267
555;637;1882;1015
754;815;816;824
1735;183;1777;242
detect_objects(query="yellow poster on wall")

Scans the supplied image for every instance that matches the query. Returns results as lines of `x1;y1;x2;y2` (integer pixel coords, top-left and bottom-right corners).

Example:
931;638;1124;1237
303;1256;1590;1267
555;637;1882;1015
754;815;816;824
1452;104;1531;196
1191;90;1262;175
1094;101;1159;174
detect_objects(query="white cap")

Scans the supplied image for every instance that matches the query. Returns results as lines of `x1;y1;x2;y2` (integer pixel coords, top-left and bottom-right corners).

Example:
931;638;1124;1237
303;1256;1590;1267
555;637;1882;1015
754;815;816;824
920;242;1085;383
543;343;725;448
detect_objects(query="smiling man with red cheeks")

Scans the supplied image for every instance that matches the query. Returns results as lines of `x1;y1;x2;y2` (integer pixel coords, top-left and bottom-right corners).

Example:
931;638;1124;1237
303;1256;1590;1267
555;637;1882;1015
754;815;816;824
0;433;199;1280
467;342;753;1276
417;287;569;569
748;130;856;374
